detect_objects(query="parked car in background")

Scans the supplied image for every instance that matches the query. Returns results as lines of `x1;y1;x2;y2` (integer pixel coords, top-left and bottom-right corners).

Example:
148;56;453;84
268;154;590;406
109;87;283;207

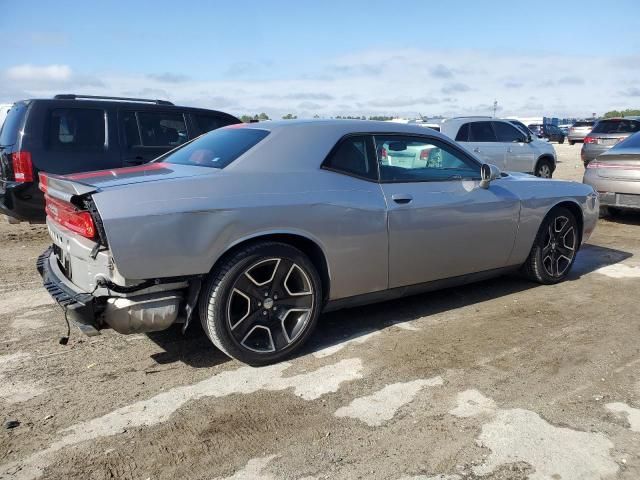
0;94;240;223
441;117;557;177
528;124;566;144
581;117;640;166
505;119;536;138
37;120;598;364
568;120;596;145
0;103;12;130
583;131;640;216
558;124;572;135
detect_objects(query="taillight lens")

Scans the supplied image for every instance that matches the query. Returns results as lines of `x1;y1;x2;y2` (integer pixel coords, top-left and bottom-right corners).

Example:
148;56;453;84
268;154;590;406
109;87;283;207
420;149;431;160
380;147;388;161
45;194;96;239
39;172;48;193
11;151;33;182
584;136;597;144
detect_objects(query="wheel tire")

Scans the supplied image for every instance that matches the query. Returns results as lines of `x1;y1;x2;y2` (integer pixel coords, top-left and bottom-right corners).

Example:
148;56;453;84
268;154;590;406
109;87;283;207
600;206;622;218
569;140;575;146
535;159;553;178
521;207;579;285
198;242;322;366
559;137;565;144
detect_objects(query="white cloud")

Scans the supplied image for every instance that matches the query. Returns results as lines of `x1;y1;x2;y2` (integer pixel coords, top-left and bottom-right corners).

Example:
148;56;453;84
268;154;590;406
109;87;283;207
0;48;637;119
6;64;72;82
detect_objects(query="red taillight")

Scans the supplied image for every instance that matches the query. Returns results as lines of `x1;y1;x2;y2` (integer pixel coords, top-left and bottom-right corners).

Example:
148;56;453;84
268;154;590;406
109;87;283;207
420;148;431;160
11;151;33;182
584;136;597;144
39;172;48;193
380;147;388;161
45;195;95;239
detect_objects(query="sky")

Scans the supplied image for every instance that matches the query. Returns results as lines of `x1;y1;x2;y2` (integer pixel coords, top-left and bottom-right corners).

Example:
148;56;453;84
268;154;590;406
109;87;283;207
1;0;639;119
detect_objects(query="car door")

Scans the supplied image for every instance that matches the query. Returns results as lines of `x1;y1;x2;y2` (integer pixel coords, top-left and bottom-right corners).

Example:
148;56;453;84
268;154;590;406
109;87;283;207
374;134;520;288
119;110;190;165
41;106;123;175
492;121;535;173
458;121;506;169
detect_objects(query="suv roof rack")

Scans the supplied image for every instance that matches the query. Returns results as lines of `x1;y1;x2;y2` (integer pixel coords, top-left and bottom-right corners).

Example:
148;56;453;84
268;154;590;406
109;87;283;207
53;94;174;106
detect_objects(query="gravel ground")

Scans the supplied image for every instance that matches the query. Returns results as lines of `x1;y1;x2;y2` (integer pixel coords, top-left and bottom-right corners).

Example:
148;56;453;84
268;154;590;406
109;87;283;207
1;142;639;480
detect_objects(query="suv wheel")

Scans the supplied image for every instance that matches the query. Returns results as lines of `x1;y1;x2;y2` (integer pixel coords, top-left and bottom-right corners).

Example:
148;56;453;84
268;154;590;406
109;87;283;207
558;136;565;144
522;207;579;284
535;158;553;178
569;140;575;145
199;242;322;365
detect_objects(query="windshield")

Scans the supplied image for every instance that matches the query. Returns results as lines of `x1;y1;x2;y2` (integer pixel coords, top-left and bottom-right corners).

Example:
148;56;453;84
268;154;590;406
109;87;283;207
160;127;269;168
592;119;640;134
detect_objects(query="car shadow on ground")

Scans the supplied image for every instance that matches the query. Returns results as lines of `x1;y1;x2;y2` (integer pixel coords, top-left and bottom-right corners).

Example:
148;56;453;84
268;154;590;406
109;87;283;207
601;210;640;226
144;243;631;368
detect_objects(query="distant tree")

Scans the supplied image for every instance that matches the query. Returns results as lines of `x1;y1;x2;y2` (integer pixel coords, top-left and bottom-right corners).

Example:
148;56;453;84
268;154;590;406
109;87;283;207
240;115;252;123
313;114;320;118
240;113;271;123
603;109;640;118
257;112;270;120
282;113;297;120
368;115;394;121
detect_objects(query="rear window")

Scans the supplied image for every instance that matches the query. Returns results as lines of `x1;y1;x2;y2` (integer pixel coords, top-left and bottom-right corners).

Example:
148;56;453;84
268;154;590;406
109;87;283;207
48;108;106;149
0;103;28;146
573;121;595;127
592;119;640;134
469;121;497;142
161;127;269;169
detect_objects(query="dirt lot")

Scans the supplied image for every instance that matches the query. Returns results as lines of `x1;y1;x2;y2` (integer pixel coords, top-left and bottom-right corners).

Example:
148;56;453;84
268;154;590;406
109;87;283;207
1;143;639;480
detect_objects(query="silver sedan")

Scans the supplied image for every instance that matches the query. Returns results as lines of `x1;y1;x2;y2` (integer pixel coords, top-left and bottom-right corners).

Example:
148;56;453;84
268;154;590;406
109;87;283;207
38;120;599;365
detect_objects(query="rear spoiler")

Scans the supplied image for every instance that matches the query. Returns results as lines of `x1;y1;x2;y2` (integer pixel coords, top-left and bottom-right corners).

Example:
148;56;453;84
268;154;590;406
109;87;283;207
39;172;98;203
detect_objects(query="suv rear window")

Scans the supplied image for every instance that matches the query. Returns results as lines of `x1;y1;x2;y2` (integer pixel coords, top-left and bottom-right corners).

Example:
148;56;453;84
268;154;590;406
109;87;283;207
48;108;106;148
592;119;640;134
161;127;269;169
0;103;28;146
573;121;595;127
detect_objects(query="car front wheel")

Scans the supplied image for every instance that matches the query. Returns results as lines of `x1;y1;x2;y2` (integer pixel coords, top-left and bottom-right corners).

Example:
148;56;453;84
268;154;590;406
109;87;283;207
521;207;579;284
535;159;553;178
199;242;322;365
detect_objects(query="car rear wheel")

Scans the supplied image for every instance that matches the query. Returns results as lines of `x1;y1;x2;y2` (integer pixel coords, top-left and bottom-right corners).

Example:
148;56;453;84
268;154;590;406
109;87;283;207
535;159;553;178
569;140;575;145
199;242;322;365
521;207;579;285
559;136;565;144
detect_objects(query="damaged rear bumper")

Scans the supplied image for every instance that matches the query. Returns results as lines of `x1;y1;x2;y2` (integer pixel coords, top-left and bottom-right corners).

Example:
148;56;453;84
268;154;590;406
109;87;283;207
37;247;183;335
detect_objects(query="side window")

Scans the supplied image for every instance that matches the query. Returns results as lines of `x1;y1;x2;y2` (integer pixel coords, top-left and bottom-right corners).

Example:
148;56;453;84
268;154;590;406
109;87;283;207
122;112;141;148
455;123;470;141
468;121;497;142
493;122;526;142
323;135;376;180
375;135;480;183
136;112;188;147
193;114;232;134
48;109;105;149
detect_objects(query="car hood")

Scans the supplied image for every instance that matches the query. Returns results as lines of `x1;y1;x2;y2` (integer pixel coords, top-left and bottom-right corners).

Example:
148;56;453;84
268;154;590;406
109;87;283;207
62;162;217;190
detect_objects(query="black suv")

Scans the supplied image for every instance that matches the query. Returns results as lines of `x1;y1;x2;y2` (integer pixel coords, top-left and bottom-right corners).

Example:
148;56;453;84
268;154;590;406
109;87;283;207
527;124;566;143
0;95;241;222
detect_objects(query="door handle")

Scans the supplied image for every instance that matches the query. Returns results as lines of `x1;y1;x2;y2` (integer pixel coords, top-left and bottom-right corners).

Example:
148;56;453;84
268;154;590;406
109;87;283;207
473;147;481;153
392;194;413;204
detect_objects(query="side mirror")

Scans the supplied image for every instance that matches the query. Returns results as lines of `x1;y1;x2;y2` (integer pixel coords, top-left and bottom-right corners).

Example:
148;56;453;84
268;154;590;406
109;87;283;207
480;163;501;189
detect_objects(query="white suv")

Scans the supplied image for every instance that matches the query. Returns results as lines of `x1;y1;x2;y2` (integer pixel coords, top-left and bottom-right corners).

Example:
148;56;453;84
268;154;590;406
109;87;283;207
440;117;557;178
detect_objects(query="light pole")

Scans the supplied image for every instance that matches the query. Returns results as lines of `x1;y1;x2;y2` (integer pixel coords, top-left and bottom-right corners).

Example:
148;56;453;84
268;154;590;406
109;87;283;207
493;100;498;117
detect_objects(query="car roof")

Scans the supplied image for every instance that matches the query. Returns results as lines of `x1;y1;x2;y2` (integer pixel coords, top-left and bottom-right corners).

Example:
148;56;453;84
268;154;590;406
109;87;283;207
17;97;239;118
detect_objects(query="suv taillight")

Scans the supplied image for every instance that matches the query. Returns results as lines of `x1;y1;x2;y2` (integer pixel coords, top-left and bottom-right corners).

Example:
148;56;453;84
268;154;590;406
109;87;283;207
584;136;597;144
45;194;96;239
420;149;431;160
11;151;34;182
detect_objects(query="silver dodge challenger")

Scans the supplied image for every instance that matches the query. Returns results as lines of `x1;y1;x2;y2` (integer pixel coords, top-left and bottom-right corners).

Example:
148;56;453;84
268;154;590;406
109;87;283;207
38;120;599;365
